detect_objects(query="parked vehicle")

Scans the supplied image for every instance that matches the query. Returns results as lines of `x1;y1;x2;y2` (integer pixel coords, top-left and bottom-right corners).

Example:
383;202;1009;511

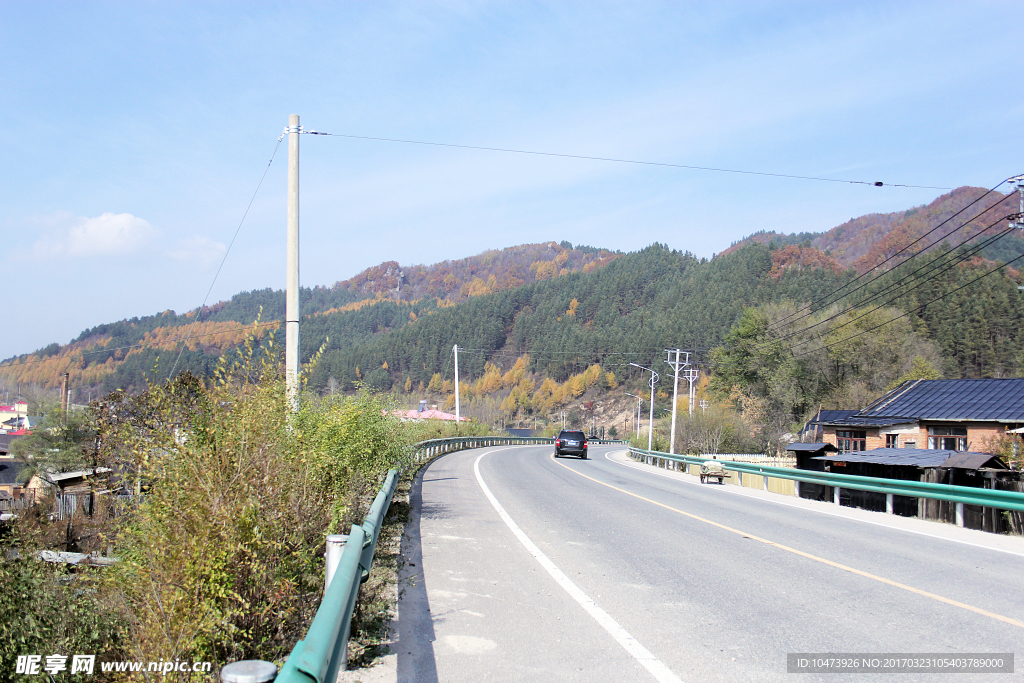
555;430;588;458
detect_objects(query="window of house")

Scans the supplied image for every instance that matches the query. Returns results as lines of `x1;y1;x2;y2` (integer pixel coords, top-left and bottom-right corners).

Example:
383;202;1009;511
885;434;899;448
904;440;916;448
836;430;867;453
927;425;967;451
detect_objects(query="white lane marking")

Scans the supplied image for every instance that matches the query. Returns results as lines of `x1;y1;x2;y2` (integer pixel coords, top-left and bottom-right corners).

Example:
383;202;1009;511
605;451;1024;559
474;451;683;683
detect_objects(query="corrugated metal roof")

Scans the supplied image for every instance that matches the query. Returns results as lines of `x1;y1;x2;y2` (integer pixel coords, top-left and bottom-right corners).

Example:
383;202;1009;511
938;452;1007;469
858;379;1024;421
814;448;1008;469
785;442;837;452
814;448;956;467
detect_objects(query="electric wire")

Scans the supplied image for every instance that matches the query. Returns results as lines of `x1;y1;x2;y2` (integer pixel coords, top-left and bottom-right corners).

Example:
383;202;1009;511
764;180;1010;332
783;218;1019;352
765;212;1016;349
792;250;1024;357
302;129;950;190
166;138;284;380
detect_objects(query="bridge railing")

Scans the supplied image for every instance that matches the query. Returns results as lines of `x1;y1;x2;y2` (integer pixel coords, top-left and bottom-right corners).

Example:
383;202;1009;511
628;446;1024;515
223;434;626;682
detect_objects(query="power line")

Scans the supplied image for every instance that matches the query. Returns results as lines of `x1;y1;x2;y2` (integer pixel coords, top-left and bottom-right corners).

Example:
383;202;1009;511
784;219;1019;353
765;180;1011;332
301;129;950;190
167;137;285;379
793;249;1024;358
767;212;1015;349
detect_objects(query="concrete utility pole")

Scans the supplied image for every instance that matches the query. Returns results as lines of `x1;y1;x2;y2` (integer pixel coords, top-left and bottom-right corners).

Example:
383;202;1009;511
453;344;460;422
664;349;690;454
629;363;659;451
625;393;642;436
286;114;301;413
684;367;699;416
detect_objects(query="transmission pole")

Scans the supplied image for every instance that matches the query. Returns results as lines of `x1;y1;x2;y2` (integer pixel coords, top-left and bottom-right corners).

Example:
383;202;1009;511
684;367;699;416
630;363;659;450
453;344;460;422
1009;175;1024;232
664;349;690;454
625;393;642;436
286;114;301;413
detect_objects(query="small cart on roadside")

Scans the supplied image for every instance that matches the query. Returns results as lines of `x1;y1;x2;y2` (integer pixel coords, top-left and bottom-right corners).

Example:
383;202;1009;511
700;459;727;484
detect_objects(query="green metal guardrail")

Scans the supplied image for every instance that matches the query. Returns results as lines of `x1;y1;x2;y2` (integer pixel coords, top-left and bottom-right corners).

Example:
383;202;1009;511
628;446;1024;513
226;435;627;682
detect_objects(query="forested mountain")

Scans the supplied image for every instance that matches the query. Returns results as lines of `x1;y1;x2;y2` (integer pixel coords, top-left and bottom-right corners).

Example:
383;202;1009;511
4;186;1024;422
0;242;619;393
306;244;853;395
722;186;1023;272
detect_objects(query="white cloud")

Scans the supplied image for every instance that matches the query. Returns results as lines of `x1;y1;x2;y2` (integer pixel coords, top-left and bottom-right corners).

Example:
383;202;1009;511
166;236;227;270
27;212;159;259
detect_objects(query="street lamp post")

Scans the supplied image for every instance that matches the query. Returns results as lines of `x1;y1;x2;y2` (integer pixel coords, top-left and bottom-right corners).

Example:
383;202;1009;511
629;363;659;451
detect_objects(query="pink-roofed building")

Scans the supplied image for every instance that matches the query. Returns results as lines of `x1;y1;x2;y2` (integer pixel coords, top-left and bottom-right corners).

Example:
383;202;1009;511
389;399;468;422
0;402;28;432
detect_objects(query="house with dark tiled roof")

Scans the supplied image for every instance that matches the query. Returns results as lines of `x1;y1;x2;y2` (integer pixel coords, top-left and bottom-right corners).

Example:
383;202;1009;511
810;379;1024;455
0;460;34;503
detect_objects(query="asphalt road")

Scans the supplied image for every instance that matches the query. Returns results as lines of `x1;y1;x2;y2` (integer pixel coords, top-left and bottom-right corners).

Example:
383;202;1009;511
394;445;1024;682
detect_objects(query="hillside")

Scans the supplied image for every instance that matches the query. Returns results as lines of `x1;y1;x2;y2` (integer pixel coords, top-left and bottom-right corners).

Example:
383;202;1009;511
5;186;1024;421
721;186;1022;272
0;242;619;393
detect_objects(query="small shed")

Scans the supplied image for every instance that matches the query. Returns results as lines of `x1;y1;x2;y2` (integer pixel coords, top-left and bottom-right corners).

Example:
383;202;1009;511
811;448;1015;528
785;442;837;471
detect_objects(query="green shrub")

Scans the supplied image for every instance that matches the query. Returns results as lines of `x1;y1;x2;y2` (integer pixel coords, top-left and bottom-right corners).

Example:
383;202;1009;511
0;529;124;682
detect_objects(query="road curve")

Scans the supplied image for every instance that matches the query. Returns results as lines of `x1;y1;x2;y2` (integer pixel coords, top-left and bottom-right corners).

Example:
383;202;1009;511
394;445;1024;682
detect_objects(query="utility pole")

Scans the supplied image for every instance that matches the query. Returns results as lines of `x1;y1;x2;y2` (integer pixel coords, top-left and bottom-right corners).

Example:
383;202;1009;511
699;399;709;414
1009;175;1024;232
664;349;690;454
60;373;70;419
285;114;301;413
684;367;699;416
453;344;460;422
625;393;642;436
629;363;659;451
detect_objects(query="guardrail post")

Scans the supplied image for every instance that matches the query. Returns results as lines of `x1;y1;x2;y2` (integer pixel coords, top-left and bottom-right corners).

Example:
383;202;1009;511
762;473;768;491
325;534;348;591
956;502;965;527
794;480;800;498
221;660;277;683
833;486;841;505
886;494;894;514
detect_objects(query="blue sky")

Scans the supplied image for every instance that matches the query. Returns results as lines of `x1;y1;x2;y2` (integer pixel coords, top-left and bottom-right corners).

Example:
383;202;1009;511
1;1;1021;360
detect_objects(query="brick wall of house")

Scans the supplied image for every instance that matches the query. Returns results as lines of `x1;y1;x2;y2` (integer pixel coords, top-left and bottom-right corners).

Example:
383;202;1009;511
822;422;1008;453
965;423;1006;452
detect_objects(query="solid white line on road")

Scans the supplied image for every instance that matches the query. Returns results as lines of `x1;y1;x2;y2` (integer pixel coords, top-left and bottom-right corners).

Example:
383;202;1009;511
473;451;684;683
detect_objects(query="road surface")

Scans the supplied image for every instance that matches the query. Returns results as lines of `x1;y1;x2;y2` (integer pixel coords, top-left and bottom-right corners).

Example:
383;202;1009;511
393;445;1024;682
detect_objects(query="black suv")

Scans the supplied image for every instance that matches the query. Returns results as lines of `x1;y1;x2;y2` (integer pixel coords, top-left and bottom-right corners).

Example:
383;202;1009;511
555;430;588;459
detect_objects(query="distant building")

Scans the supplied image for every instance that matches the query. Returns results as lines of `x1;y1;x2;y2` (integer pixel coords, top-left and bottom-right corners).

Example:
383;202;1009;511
389;400;468;422
0;402;28;432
